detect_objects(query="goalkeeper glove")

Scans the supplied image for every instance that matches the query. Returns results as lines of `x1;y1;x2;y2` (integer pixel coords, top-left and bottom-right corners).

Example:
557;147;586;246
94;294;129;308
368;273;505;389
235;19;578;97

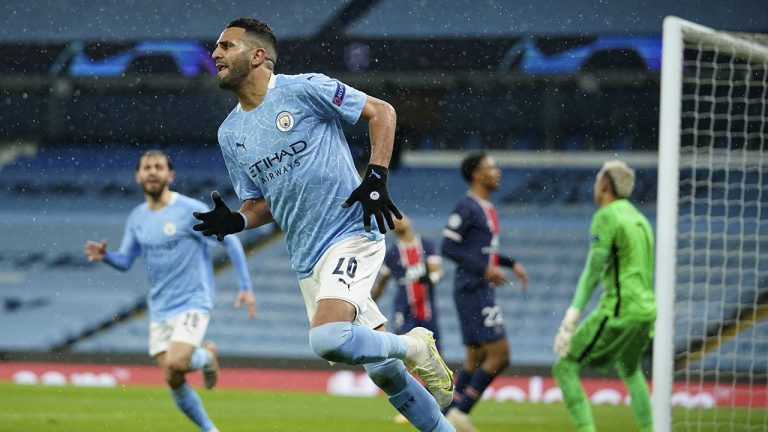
553;306;581;357
193;191;246;241
341;164;402;234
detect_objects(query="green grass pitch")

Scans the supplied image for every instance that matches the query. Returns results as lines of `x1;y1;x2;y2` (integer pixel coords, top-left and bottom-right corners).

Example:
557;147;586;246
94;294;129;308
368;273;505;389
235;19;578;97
0;382;762;431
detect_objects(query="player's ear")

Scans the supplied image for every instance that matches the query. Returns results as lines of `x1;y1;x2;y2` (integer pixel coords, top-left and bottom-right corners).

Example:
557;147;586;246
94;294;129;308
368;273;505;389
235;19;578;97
598;175;611;195
471;169;481;184
168;169;175;185
251;47;268;67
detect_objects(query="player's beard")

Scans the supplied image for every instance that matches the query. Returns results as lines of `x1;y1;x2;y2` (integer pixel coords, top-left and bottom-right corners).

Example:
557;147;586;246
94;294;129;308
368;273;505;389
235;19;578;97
140;179;168;200
218;56;250;90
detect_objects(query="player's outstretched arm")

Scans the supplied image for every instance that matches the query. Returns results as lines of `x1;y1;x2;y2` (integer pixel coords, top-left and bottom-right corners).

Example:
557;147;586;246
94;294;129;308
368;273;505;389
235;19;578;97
84;240;107;262
554;306;581;357
238;197;273;228
234;290;257;319
360;96;397;172
221;234;256;319
342;96;402;234
498;255;528;292
512;261;529;292
483;265;509;288
84;236;138;271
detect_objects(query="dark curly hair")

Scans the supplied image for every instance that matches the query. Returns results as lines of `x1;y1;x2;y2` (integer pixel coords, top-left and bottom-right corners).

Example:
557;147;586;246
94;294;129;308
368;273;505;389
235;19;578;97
460;151;488;183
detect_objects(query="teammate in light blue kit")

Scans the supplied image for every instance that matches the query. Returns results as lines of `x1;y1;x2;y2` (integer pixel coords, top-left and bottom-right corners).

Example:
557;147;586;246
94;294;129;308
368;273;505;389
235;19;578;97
84;150;255;432
193;17;455;432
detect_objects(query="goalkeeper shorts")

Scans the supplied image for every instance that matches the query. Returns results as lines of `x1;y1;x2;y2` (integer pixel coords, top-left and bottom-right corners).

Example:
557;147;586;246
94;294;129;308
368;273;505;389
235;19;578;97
569;311;653;375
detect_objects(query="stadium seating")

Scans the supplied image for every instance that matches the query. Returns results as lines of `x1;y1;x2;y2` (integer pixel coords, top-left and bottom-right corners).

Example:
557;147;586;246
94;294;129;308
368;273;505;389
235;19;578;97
0;0;348;42
0;147;268;352
0;211;148;350
690;318;768;374
3;147;766;373
40;152;603;365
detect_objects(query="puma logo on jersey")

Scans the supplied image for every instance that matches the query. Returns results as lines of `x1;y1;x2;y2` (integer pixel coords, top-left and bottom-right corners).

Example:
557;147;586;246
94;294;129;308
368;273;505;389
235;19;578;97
235;142;246;150
337;278;352;290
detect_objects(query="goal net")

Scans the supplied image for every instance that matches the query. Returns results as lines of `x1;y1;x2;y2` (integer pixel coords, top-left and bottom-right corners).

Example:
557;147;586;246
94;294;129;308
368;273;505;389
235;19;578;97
654;17;768;432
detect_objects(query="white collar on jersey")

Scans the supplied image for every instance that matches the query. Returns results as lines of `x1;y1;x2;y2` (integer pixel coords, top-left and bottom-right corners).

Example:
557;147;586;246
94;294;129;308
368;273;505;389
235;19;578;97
236;74;277;112
466;190;492;206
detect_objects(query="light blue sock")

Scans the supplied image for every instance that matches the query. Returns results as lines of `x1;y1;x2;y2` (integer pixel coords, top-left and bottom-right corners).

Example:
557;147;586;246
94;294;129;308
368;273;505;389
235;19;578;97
365;359;455;432
188;347;212;371
170;383;216;432
309;322;408;364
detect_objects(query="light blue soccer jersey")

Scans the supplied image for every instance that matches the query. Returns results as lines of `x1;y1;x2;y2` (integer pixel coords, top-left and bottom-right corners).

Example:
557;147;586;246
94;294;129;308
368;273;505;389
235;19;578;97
104;193;239;321
218;73;383;277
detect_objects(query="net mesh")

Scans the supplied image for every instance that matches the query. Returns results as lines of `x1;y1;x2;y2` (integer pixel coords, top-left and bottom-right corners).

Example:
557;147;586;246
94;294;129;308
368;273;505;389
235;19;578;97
673;28;768;431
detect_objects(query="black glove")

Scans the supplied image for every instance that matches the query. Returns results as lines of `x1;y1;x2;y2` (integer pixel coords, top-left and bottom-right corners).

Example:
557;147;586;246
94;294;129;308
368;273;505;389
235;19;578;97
341;164;402;234
193;191;246;241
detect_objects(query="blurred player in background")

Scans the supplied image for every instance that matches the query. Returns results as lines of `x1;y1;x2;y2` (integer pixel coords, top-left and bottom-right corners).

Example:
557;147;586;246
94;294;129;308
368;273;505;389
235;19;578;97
552;160;655;432
372;213;444;344
441;151;528;432
372;213;445;426
193;17;455;431
84;150;255;432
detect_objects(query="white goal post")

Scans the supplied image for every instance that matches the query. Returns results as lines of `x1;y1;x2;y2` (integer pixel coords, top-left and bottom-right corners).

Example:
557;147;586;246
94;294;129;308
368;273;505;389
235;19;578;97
654;16;768;432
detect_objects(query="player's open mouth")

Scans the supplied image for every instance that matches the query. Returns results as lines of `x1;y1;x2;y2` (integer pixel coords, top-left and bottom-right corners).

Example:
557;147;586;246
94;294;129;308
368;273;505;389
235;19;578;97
216;64;228;72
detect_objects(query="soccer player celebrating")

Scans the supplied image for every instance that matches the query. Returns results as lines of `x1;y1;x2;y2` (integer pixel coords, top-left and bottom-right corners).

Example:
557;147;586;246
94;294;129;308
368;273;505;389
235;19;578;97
84;150;255;432
441;151;528;432
193;17;455;431
552;160;655;432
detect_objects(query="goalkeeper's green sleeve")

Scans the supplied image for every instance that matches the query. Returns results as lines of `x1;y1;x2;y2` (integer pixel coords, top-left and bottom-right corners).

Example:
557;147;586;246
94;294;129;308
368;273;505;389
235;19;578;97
572;210;613;310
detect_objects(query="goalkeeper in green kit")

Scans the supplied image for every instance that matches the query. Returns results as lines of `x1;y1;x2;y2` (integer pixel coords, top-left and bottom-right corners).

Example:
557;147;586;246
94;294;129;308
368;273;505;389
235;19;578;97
552;160;656;432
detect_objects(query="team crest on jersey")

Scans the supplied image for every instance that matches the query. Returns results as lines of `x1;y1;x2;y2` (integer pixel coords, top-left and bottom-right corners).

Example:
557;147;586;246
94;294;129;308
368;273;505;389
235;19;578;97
276;111;295;132
163;222;177;236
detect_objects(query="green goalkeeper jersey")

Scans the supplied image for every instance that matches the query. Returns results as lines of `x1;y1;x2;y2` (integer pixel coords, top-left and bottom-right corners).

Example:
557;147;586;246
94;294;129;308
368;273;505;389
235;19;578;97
572;199;657;321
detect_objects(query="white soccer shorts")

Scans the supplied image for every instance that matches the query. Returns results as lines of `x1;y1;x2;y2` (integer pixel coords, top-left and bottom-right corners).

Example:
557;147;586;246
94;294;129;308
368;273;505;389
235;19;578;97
148;310;210;357
299;235;388;330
